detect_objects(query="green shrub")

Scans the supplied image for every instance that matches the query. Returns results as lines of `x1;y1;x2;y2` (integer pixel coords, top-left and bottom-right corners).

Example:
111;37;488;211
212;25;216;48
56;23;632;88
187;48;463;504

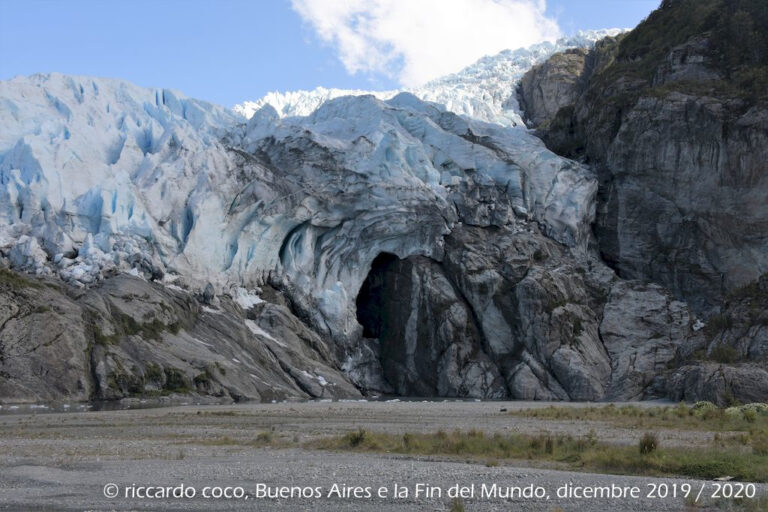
346;428;368;447
586;428;599;447
639;433;658;455
751;432;768;456
256;431;273;444
692;401;718;411
144;363;164;382
0;268;43;289
163;367;189;392
193;370;212;388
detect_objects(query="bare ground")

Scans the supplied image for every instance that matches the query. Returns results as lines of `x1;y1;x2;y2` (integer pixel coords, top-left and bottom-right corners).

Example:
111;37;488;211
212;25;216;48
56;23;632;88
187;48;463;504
0;400;764;511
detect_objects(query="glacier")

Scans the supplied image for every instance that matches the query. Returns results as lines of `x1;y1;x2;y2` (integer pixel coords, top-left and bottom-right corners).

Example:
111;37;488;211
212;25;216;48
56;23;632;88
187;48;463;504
0;32;637;397
234;30;623;126
0;73;596;386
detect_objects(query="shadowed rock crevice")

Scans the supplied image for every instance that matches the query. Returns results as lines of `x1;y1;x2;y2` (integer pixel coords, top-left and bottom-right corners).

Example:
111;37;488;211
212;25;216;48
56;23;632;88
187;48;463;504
355;253;400;340
355;252;506;398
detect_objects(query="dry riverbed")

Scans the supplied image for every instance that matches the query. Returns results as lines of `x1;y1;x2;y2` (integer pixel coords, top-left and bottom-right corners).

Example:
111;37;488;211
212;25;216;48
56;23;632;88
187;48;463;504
0;400;765;511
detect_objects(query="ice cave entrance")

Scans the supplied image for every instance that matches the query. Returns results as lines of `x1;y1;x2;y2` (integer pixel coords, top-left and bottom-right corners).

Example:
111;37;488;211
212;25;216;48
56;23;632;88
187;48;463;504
355;252;400;339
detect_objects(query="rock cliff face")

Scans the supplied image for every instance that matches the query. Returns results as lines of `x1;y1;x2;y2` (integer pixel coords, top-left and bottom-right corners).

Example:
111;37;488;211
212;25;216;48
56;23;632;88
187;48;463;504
666;274;768;406
525;0;768;315
518;48;589;129
518;0;768;404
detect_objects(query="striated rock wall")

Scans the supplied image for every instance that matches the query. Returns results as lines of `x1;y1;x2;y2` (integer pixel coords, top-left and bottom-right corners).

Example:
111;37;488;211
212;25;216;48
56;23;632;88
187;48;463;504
531;0;768;315
0;270;359;403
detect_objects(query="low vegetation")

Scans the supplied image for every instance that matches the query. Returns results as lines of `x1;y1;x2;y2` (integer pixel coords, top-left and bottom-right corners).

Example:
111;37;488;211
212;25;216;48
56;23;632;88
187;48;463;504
605;0;768;105
92;312;181;346
106;363;194;396
509;402;768;432
638;432;658;454
306;428;768;482
0;267;43;290
297;403;768;482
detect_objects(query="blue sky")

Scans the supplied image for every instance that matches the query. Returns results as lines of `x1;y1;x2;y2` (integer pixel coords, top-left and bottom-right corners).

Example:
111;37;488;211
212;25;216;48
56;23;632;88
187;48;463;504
0;0;660;108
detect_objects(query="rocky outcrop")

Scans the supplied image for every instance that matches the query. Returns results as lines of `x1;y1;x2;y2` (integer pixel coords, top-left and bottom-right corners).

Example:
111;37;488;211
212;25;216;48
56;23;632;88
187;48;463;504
356;253;506;398
353;223;700;401
667;364;768;407
600;280;696;400
440;225;613;401
0;269;359;404
701;274;768;362
515;0;768;403
665;274;768;405
518;48;588;128
529;0;768;315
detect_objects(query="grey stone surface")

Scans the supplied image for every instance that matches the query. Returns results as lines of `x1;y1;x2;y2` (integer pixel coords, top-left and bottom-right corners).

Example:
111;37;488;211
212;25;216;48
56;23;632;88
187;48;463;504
600;280;695;400
0;271;359;404
1;401;754;512
667;363;768;407
517;13;768;403
537;34;768;315
518;48;588;128
353;223;706;402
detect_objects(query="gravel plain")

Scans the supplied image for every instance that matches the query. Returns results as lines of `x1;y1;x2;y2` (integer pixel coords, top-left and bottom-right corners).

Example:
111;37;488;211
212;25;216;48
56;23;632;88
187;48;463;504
0;400;764;511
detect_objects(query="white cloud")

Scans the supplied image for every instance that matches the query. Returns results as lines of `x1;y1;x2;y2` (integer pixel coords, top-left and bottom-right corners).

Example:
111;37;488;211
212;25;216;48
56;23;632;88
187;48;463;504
291;0;561;87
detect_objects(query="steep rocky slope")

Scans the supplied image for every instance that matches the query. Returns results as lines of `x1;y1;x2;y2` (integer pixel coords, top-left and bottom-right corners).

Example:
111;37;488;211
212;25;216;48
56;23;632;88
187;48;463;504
356;223;699;401
519;0;768;404
524;0;768;315
668;275;768;405
518;48;589;128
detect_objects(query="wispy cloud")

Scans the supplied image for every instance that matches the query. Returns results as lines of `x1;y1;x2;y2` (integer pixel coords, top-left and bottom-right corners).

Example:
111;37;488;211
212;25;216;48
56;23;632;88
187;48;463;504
291;0;561;87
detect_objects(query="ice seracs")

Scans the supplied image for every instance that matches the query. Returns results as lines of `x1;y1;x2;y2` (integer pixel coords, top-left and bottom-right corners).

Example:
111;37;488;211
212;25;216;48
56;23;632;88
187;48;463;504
0;72;241;288
234;30;624;126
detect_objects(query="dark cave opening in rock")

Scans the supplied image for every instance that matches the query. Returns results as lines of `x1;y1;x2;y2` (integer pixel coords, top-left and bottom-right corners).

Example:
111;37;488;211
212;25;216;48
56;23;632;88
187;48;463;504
355;252;400;339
